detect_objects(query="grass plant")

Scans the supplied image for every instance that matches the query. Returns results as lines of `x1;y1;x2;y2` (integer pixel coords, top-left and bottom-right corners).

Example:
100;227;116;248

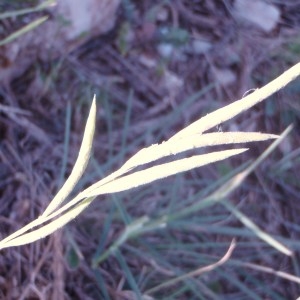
2;62;300;248
1;61;300;298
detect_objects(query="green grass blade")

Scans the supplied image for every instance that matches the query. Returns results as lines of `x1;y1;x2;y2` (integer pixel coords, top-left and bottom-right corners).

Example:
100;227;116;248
166;126;292;223
114;250;143;300
220;269;262;300
0;0;55;19
222;200;292;256
92;205;115;262
0;16;48;46
212;125;293;199
120;89;134;162
92;216;150;266
58;101;72;187
93;269;111;300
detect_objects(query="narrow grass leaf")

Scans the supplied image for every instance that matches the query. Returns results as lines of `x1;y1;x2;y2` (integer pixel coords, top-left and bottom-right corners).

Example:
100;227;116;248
92;216;150;266
40;128;279;221
58;101;71;187
213;125;293;199
169;126;292;222
92;205;115;262
0;197;95;249
220;269;261;300
121;132;278;171
0;0;55;19
0;16;49;46
270;147;300;175
170;63;300;140
120;89;133;162
222;200;292;256
45;149;248;225
85;149;248;196
0;99;96;247
93;269;111;300
114;250;143;299
42;96;96;216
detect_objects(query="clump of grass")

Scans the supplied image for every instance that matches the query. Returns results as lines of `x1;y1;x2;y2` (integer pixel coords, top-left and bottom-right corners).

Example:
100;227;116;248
0;62;299;252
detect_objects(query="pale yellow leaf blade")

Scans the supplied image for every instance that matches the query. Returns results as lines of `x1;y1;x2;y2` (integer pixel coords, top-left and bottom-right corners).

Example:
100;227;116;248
85;148;248;196
0;197;94;250
121;132;278;172
42;96;96;216
170;63;300;140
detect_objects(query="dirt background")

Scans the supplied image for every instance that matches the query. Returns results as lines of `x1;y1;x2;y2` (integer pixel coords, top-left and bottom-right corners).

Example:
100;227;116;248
1;0;300;299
